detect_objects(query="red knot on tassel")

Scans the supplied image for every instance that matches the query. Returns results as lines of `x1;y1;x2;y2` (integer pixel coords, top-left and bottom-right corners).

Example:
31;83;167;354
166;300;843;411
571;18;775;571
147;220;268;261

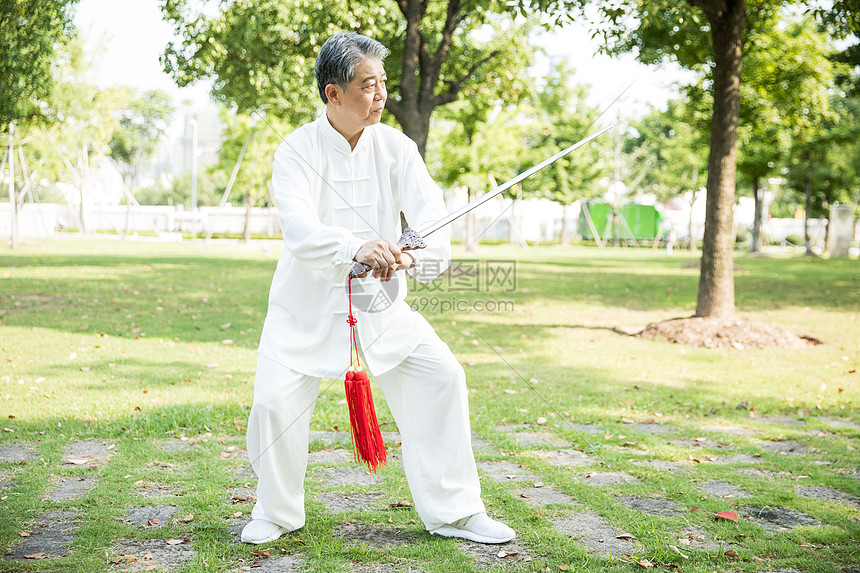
344;276;387;472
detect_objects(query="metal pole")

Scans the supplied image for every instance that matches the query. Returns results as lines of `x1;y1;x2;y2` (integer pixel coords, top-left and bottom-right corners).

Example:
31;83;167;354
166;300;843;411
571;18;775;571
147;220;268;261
189;118;199;235
7;121;18;248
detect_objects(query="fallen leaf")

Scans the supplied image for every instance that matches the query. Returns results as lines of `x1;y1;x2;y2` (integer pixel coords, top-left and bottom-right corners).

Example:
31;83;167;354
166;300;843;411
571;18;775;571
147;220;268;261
24;553;47;559
166;539;182;545
714;511;738;522
142;552;154;560
669;545;688;559
388;500;413;508
520;493;531;498
616;533;636;539
637;559;655;568
621;418;634;424
65;458;89;465
690;507;699;513
536;417;547;425
497;550;519;558
724;549;740;558
751;556;765;562
181;514;194;522
125;555;140;563
623;441;639;447
231;511;243;518
533;481;545;488
18;531;30;537
147;518;160;526
220;323;231;329
251;550;269;557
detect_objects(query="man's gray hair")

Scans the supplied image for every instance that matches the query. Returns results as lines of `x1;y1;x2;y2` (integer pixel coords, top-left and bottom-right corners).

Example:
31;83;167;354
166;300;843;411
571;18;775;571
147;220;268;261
314;32;390;104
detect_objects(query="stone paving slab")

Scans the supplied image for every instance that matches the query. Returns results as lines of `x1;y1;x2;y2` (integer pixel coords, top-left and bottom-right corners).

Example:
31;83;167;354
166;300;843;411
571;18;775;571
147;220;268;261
669;438;737;450
335;523;417;547
553;512;642;557
566;423;604;435
157;438;200;452
43;476;98;502
742;506;821;533
495;426;569;448
321;466;383;487
628;423;673;435
349;563;425;573
818;418;860;431
5;509;81;560
123;505;179;529
758;441;809;455
631;459;689;474
712;453;760;465
698;424;758;437
319;492;385;513
309;431;353;446
110;538;194;571
456;540;534;571
530;449;594;467
471;434;494;452
735;468;791;479
476;461;540;483
62;440;114;467
249;555;304;572
0;441;39;463
796;485;860;508
308;449;353;464
516;485;578;506
699;479;753;498
617;495;683;516
576;472;639;486
751;416;807;426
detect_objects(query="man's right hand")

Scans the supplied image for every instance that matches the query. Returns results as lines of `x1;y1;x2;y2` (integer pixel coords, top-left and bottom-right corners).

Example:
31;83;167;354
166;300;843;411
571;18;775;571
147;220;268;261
354;238;403;282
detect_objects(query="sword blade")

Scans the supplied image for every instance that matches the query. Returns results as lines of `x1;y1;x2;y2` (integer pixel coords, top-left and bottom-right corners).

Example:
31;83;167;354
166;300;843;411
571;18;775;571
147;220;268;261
419;124;614;237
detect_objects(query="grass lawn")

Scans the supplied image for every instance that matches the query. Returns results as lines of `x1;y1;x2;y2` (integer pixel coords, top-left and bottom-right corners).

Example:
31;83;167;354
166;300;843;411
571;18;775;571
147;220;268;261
0;238;858;573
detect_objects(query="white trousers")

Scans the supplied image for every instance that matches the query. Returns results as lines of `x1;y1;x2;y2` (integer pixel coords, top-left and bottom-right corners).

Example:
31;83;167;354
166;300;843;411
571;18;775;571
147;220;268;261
246;330;485;531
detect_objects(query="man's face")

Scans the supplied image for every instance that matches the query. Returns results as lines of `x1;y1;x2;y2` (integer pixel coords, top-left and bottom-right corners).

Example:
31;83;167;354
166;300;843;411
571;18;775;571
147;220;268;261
336;57;387;127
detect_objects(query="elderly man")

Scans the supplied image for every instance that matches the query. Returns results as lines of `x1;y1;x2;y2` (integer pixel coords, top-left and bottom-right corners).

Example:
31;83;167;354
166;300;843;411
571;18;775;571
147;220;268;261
241;32;515;546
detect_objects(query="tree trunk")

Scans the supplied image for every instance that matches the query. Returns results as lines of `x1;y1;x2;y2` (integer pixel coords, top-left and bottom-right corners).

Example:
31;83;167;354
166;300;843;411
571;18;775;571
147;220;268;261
751;176;763;252
7;121;18;248
804;170;814;256
694;0;745;319
560;203;570;246
686;191;696;252
465;187;476;252
242;191;252;243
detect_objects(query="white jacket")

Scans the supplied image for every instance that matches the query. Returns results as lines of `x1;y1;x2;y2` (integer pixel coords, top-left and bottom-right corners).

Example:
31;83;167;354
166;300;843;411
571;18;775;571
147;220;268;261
257;113;451;378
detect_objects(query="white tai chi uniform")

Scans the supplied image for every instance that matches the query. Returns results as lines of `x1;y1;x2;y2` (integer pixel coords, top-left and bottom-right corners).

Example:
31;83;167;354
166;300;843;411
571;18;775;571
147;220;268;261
246;112;485;532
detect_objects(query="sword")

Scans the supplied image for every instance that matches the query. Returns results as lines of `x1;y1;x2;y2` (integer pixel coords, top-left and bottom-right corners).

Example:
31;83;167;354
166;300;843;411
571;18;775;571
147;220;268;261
350;124;614;278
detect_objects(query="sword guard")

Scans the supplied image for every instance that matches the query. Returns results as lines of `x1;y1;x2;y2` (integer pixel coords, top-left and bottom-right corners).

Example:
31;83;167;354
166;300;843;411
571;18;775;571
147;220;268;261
349;227;426;278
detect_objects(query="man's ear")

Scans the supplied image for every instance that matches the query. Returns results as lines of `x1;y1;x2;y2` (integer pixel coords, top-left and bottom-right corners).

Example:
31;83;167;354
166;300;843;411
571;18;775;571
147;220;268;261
325;84;341;105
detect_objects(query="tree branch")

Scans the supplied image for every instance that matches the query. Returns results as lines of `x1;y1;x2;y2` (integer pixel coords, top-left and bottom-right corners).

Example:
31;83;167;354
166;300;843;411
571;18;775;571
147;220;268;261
431;49;499;107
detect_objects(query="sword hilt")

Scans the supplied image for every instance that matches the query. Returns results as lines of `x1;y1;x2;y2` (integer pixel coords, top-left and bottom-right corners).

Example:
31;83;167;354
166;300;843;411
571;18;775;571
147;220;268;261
349;227;426;278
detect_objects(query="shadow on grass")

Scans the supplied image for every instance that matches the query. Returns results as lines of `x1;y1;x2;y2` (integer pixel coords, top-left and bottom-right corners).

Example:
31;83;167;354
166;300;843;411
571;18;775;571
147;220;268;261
2;249;858;350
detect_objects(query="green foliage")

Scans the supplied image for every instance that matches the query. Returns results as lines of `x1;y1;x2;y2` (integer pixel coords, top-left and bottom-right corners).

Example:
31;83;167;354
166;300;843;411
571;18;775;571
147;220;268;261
160;0;541;153
626;99;709;202
108;90;175;192
525;62;607;205
0;0;78;131
136;169;226;208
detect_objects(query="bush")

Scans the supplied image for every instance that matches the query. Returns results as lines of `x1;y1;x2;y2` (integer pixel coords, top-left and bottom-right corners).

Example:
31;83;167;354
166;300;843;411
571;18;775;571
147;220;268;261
784;234;805;246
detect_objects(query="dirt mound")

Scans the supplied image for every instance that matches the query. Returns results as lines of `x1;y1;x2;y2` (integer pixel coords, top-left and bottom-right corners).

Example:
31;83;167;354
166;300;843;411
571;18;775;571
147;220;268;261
632;316;820;349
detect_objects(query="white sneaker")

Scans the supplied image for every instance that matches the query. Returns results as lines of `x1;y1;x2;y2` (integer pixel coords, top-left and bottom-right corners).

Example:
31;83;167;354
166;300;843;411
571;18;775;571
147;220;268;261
240;519;289;544
430;512;516;544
